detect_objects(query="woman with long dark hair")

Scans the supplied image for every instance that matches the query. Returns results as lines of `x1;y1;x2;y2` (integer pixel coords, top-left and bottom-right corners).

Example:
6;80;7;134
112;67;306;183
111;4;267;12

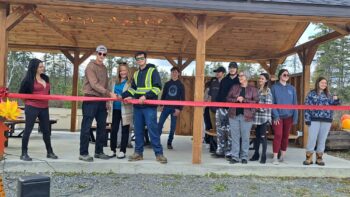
19;58;58;161
303;77;340;166
250;73;272;164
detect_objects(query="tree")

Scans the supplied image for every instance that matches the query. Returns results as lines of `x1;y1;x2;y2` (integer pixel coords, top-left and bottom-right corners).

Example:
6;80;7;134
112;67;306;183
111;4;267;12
311;24;350;103
7;51;33;92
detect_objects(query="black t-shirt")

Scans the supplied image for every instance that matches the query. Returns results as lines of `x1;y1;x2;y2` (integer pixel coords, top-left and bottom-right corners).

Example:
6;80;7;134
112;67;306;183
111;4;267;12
236;87;245;116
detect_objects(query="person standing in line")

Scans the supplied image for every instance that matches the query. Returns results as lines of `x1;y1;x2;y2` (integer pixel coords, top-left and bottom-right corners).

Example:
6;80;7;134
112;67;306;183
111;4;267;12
250;73;272;164
79;45;117;162
213;62;240;159
226;71;258;164
109;62;133;159
19;58;58;161
303;77;340;166
271;69;298;165
158;67;185;149
122;51;167;164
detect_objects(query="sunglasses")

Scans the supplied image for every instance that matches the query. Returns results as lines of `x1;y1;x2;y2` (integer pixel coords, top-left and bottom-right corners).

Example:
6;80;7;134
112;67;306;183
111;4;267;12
98;52;107;57
239;74;245;77
283;74;289;77
135;57;145;61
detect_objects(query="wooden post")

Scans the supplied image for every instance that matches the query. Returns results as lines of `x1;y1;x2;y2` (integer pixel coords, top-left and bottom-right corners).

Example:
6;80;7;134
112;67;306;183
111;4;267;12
62;50;92;131
192;15;206;164
0;4;9;87
298;46;317;147
70;50;80;132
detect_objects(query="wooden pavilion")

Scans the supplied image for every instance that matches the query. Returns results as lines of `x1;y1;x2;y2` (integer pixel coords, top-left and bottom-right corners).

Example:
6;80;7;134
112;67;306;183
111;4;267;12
0;0;349;164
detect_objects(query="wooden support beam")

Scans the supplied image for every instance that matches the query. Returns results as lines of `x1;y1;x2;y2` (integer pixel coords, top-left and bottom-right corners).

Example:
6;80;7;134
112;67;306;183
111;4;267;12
277;31;344;58
206;16;232;41
165;56;178;68
31;9;77;46
324;23;350;35
177;56;183;67
6;5;35;31
0;3;9;87
269;59;279;75
258;61;270;74
179;58;194;71
61;50;74;63
192;14;206;164
174;13;198;40
298;46;318;148
61;50;92;131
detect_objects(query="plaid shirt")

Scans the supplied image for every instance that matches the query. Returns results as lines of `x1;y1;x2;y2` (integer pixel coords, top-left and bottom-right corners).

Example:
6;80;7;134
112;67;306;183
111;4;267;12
254;88;272;125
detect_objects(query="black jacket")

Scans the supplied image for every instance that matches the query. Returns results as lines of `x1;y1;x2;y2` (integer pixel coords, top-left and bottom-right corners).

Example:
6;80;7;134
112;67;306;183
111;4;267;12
215;74;239;102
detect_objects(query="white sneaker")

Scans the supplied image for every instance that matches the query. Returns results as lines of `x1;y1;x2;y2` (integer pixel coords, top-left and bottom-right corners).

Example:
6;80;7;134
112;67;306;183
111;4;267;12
272;157;279;165
117;152;125;159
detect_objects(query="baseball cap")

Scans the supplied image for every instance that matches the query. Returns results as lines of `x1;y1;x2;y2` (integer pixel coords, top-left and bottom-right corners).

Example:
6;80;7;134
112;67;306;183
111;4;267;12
213;66;226;73
228;62;238;68
96;45;107;53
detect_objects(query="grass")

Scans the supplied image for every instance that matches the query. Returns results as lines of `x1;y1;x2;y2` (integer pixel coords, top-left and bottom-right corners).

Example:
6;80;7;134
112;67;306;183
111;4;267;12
326;150;350;160
212;183;228;192
290;187;311;197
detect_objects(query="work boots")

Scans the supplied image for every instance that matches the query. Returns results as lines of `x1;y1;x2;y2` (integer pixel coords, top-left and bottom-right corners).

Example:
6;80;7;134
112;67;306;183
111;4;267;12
303;151;313;165
316;152;325;166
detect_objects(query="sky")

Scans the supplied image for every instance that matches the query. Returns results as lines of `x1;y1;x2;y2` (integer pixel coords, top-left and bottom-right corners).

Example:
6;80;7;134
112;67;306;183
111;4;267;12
34;24;319;76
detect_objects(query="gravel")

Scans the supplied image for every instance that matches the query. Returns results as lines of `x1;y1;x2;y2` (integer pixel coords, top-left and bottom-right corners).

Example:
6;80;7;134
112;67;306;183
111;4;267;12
2;172;350;197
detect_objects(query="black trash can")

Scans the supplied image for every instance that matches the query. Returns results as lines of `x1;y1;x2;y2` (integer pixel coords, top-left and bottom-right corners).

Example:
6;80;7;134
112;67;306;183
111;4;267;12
17;175;50;197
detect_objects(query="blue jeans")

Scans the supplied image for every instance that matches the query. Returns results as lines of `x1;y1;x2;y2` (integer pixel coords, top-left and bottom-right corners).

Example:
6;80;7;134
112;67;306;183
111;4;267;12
134;106;163;156
158;107;177;145
229;115;253;160
80;101;107;155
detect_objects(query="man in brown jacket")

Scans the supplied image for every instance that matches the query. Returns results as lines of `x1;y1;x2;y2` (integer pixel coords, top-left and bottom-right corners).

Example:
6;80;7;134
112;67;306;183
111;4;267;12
79;45;117;162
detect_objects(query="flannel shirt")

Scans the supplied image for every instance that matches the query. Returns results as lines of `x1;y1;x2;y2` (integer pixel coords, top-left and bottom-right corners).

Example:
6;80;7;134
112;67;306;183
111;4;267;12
254;88;272;125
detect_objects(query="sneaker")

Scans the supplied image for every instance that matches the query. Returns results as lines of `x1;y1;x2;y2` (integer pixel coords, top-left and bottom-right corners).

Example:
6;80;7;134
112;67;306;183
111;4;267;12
20;153;32;161
79;155;93;162
156;155;168;164
128;153;143;162
47;152;58;159
272;157;279;165
229;158;239;164
241;159;248;164
94;153;110;160
117;152;126;159
109;151;116;158
225;155;232;161
167;144;173;150
211;153;225;158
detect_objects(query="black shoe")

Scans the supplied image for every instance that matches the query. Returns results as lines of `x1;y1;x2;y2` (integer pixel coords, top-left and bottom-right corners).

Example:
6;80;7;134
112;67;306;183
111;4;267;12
167;144;173;149
260;155;266;164
225;155;232;161
249;153;260;161
94;153;110;160
241;159;248;164
229;158;239;164
47;152;58;159
20;153;32;161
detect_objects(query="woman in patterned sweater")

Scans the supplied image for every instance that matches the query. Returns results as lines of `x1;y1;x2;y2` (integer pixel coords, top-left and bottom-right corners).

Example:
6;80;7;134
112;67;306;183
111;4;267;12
303;76;340;166
251;73;272;164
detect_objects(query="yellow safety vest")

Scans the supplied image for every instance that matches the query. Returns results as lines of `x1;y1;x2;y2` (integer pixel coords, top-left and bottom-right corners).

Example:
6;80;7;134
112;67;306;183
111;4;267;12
128;67;161;96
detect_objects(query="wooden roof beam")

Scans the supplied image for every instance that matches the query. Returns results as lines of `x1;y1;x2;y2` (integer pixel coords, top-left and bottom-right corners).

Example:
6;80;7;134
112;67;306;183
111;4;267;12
31;9;78;46
174;13;198;40
324;23;350;35
179;58;194;71
6;4;35;31
276;31;345;59
165;56;178;67
206;16;232;41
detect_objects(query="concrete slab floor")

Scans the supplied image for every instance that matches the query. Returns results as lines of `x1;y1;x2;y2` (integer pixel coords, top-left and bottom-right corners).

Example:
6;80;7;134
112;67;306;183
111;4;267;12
2;131;350;178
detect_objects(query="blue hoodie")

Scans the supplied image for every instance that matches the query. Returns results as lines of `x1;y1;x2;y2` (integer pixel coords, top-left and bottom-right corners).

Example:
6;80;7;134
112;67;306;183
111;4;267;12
271;82;298;124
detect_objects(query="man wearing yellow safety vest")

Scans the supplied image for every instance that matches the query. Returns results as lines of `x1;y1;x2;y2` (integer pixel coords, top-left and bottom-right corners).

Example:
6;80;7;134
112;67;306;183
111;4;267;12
122;51;168;164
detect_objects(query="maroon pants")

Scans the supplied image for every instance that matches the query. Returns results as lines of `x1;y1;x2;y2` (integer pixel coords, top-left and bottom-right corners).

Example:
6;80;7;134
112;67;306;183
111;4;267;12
272;117;293;153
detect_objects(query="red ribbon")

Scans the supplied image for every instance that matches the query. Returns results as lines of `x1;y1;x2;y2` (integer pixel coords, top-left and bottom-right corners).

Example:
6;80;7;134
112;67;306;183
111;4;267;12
5;92;350;111
0;87;8;98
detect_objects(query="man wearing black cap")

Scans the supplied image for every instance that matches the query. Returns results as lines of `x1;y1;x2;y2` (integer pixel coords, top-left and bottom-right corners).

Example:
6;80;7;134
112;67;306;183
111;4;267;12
207;66;226;153
213;62;240;158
